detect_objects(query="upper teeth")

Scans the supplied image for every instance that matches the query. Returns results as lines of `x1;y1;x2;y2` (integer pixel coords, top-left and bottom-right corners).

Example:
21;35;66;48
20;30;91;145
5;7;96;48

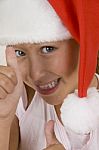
39;79;58;90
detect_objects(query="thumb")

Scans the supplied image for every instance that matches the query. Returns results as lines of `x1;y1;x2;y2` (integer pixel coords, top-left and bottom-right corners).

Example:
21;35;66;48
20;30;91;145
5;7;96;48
45;120;59;147
5;46;23;101
6;46;19;75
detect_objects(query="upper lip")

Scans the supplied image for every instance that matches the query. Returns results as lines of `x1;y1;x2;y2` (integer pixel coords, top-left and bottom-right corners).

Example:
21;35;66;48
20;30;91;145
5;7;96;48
34;78;60;87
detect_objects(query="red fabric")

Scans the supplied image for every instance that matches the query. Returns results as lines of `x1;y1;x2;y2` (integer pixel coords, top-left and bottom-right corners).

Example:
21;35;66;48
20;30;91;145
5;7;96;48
48;0;99;97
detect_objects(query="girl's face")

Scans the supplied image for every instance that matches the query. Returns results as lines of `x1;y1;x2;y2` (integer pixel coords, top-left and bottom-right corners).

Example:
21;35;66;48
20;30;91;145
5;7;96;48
13;39;79;105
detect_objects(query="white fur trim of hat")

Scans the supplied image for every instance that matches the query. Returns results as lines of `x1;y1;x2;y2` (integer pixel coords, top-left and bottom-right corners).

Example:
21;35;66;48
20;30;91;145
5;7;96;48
0;0;72;45
61;87;99;134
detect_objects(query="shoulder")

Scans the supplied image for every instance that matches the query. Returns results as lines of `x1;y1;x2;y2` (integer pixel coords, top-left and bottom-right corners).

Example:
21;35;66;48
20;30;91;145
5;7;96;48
9;115;20;150
90;73;99;89
95;73;99;89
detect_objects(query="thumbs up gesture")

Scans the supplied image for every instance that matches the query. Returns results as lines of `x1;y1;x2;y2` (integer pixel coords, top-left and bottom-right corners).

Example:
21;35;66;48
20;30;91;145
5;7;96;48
0;46;23;126
44;120;65;150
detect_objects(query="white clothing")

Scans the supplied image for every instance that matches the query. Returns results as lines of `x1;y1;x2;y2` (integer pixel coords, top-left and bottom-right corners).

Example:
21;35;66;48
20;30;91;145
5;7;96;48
16;74;99;150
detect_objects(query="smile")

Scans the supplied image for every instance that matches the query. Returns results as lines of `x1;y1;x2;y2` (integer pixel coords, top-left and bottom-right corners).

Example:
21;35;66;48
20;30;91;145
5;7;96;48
36;78;60;95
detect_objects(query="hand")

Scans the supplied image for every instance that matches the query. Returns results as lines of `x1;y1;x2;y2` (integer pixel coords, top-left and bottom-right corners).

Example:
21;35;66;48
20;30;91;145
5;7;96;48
0;47;23;126
44;120;65;150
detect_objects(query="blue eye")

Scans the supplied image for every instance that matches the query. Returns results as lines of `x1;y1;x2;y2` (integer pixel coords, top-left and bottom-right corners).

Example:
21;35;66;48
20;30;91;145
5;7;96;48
15;50;25;57
41;46;56;54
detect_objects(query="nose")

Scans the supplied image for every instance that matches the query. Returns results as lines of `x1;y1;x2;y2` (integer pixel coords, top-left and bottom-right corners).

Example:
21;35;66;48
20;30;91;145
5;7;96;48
29;57;45;81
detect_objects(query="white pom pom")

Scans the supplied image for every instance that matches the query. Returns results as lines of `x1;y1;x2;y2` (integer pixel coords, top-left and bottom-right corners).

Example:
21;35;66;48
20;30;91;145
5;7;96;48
87;87;99;117
60;87;99;134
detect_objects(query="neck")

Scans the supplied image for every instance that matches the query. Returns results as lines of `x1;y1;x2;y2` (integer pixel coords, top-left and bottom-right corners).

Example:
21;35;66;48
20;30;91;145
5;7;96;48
90;74;98;88
54;104;63;123
24;83;35;108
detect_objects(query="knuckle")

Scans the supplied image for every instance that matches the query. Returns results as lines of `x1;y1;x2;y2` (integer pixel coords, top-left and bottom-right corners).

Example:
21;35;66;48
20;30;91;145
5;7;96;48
0;66;18;94
8;67;16;78
5;81;15;94
0;77;15;94
0;66;17;85
0;87;7;99
8;68;18;85
0;93;7;99
7;86;15;94
1;77;10;87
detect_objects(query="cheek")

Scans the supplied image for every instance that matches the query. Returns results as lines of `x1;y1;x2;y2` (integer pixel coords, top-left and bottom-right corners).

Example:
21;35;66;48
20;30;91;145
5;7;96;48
17;58;30;82
46;51;78;77
65;51;79;76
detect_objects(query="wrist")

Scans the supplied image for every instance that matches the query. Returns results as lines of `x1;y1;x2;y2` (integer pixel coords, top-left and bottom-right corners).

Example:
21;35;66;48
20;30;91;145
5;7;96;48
0;124;10;150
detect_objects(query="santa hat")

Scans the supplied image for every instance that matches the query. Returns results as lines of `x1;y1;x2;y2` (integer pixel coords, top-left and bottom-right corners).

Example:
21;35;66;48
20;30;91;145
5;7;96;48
0;0;99;134
48;0;99;134
48;0;99;98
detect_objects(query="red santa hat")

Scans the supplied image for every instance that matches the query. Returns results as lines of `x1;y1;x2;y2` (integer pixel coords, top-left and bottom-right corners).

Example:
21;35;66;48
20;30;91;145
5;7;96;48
0;0;99;134
48;0;99;134
49;0;99;97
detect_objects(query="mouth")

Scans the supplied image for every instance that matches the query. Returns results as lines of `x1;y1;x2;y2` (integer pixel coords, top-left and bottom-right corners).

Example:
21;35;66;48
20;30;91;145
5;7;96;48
36;78;61;95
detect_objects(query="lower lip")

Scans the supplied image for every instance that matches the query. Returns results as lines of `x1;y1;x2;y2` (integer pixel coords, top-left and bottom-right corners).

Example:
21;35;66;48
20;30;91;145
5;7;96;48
37;81;60;95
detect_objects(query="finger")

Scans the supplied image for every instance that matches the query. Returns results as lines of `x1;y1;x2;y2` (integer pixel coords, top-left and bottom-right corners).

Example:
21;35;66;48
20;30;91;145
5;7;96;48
5;47;23;103
45;120;59;147
0;87;7;99
0;73;15;94
0;66;17;85
6;46;22;85
6;46;19;75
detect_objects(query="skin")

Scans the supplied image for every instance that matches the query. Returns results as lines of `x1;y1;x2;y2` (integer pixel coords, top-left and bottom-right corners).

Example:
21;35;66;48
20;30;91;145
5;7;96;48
44;120;65;150
0;47;23;150
13;39;79;107
0;39;98;150
13;39;97;116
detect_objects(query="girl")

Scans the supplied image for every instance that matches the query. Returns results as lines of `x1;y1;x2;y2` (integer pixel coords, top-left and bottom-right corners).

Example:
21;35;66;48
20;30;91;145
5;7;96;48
0;0;99;150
